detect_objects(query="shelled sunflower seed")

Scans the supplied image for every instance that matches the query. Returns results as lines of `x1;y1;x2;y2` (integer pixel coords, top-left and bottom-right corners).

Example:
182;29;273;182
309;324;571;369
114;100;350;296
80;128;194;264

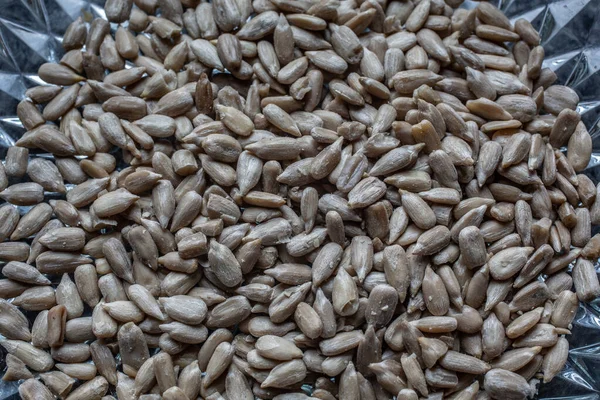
1;0;598;399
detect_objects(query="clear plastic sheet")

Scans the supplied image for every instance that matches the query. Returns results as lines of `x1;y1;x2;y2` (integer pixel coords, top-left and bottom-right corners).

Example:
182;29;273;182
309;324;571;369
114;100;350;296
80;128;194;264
1;0;600;399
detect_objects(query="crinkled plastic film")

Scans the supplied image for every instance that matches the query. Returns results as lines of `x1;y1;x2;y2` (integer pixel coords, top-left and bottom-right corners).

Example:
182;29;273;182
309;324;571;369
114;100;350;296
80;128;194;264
1;0;600;398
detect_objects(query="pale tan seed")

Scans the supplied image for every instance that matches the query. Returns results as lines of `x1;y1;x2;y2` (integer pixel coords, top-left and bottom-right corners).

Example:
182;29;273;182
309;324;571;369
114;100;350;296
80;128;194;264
421;266;449;316
405;0;430;32
542;337;569;383
0;339;54;372
261;359;307;389
2;261;50;286
0;182;45;206
0;300;31;341
365;284;398;329
90;341;118;386
484;369;534;400
573;258;600;302
418;337;448;369
439;351;490;374
12;285;56;311
18;378;55;400
347;177;386;210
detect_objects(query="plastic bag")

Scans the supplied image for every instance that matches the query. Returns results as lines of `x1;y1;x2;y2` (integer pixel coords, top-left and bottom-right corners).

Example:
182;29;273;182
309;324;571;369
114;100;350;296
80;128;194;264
1;0;600;398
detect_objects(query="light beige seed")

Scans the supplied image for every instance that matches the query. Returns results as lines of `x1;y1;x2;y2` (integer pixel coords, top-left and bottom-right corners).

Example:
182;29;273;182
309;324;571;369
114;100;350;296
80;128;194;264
128;284;164;320
422;266;450;316
261;359;307;389
90;341;118;386
306;50;348;74
542;337;569;383
18;378;55;400
338;362;360;400
405;0;430;32
31;310;49;348
102;301;144;323
413;225;451;256
0;339;54;372
418;337;448;369
368;359;406;394
255;335;303;361
573;258;600;302
398;190;436;230
13;286;56;311
439;351;490;375
207;240;243;287
332;267;359;317
488;247;534;281
365;284;398;329
118;322;150;371
103;96;147;120
0;182;44;206
2;261;50;286
393;70;442;94
311;241;343;287
351;235;374;282
4;147;28;179
401;353;428;396
484;369;533;400
65;376;108;400
151;352;176;394
39;371;75;398
0;299;31;341
170;191;203;232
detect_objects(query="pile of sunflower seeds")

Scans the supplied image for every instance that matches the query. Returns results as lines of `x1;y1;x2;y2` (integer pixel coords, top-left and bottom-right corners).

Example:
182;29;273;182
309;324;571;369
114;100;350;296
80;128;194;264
1;0;599;398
